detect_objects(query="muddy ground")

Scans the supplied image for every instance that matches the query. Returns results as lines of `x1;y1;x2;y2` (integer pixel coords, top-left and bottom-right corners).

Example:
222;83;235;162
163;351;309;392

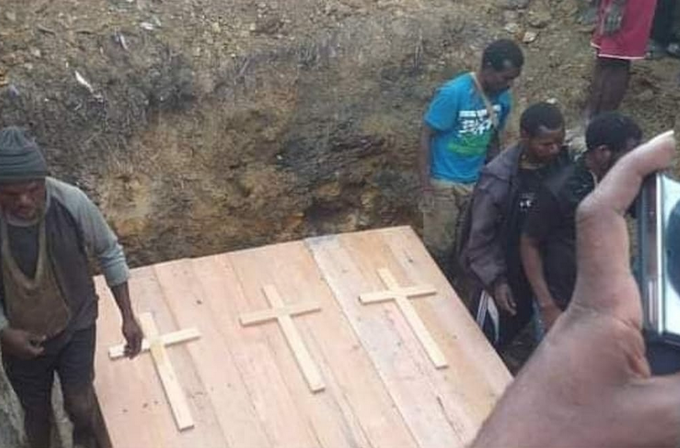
2;0;680;446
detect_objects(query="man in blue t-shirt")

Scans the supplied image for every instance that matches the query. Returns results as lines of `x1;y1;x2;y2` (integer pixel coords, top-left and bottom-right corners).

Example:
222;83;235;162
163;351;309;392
418;39;524;276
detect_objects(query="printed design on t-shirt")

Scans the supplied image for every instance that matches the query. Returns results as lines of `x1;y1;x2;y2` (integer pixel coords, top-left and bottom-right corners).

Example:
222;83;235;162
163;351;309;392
519;192;537;212
447;105;501;157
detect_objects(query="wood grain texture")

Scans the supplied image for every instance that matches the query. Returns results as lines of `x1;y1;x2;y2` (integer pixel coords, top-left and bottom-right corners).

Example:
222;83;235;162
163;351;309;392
359;267;447;368
138;312;195;431
108;328;201;360
94;227;510;448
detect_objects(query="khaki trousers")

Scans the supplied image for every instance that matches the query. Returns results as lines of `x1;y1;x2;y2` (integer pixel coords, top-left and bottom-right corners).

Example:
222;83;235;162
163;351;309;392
421;179;473;274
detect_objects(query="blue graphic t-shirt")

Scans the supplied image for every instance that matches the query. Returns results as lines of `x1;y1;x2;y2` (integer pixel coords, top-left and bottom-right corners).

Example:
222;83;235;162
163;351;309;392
424;73;512;184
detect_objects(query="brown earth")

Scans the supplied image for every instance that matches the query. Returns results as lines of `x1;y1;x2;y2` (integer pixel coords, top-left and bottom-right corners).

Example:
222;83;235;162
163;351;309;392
1;0;680;446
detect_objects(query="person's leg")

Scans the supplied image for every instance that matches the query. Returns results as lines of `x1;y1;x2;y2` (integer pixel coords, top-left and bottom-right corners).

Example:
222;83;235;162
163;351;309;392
2;353;56;448
585;56;605;121
421;179;459;276
651;0;675;47
57;326;108;448
586;57;631;119
450;182;474;297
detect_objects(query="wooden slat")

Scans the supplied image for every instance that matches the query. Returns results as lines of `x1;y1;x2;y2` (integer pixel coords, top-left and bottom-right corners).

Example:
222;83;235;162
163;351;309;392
379;227;511;400
95;266;227;448
229;242;417;448
94;226;508;448
374;268;448;369
239;301;321;326
190;254;319;448
108;328;201;360
95;274;177;448
258;285;325;392
340;231;480;442
360;285;437;303
152;258;270;448
138;312;195;431
306;234;463;448
339;227;510;445
138;265;227;448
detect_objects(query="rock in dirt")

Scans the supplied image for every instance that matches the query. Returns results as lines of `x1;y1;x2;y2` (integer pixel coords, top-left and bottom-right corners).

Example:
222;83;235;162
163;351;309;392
527;8;551;28
499;0;532;10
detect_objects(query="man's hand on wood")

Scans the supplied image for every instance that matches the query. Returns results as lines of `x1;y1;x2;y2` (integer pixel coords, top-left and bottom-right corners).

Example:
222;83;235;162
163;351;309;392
122;317;143;359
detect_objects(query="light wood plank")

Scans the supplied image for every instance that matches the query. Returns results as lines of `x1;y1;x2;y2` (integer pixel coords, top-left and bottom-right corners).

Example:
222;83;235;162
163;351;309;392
379;228;511;410
360;285;437;304
258;285;325;392
138;312;195;431
108;328;201;360
359;268;447;369
340;231;481;442
307;235;463;448
138;265;228;448
230;242;413;448
96;266;228;448
256;242;418;448
95;273;178;448
192;254;320;448
340;227;510;445
240;302;321;326
152;258;271;448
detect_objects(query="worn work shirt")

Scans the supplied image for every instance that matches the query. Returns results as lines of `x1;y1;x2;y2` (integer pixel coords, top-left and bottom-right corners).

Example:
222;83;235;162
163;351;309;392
0;177;130;333
523;159;596;308
424;73;512;184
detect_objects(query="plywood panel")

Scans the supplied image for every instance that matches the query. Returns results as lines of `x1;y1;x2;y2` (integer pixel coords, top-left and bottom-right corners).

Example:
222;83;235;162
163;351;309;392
306;235;463;448
95;227;510;448
95;266;226;448
190;254;320;448
95;273;177;448
332;228;510;445
229;241;418;448
151;258;270;448
380;227;511;393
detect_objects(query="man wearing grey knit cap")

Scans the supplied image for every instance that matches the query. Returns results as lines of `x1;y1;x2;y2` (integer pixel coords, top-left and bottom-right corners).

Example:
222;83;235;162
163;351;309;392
0;126;143;448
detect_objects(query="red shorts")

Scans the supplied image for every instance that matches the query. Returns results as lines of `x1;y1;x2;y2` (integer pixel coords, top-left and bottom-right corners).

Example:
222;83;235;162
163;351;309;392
591;0;657;60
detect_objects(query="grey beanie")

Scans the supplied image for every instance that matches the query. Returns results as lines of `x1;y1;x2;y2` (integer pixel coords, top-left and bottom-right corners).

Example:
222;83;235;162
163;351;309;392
0;126;48;183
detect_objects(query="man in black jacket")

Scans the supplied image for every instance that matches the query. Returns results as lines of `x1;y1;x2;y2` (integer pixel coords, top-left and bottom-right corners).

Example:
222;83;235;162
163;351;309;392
460;102;569;347
520;113;641;334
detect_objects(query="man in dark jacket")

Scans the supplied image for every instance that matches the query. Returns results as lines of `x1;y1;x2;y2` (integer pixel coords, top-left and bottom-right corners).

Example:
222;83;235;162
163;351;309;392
520;112;642;334
459;102;569;347
0;127;143;448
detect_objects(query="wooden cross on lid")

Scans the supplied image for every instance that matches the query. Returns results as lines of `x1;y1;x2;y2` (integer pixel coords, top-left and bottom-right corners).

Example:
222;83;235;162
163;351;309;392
359;268;448;369
239;285;325;393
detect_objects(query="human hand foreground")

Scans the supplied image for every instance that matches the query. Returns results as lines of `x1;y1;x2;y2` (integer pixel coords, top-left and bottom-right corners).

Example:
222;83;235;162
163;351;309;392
472;131;680;448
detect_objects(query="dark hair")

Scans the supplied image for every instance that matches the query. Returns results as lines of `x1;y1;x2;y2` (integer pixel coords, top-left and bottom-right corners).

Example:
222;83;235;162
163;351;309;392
482;39;524;71
520;102;564;137
586;112;642;153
